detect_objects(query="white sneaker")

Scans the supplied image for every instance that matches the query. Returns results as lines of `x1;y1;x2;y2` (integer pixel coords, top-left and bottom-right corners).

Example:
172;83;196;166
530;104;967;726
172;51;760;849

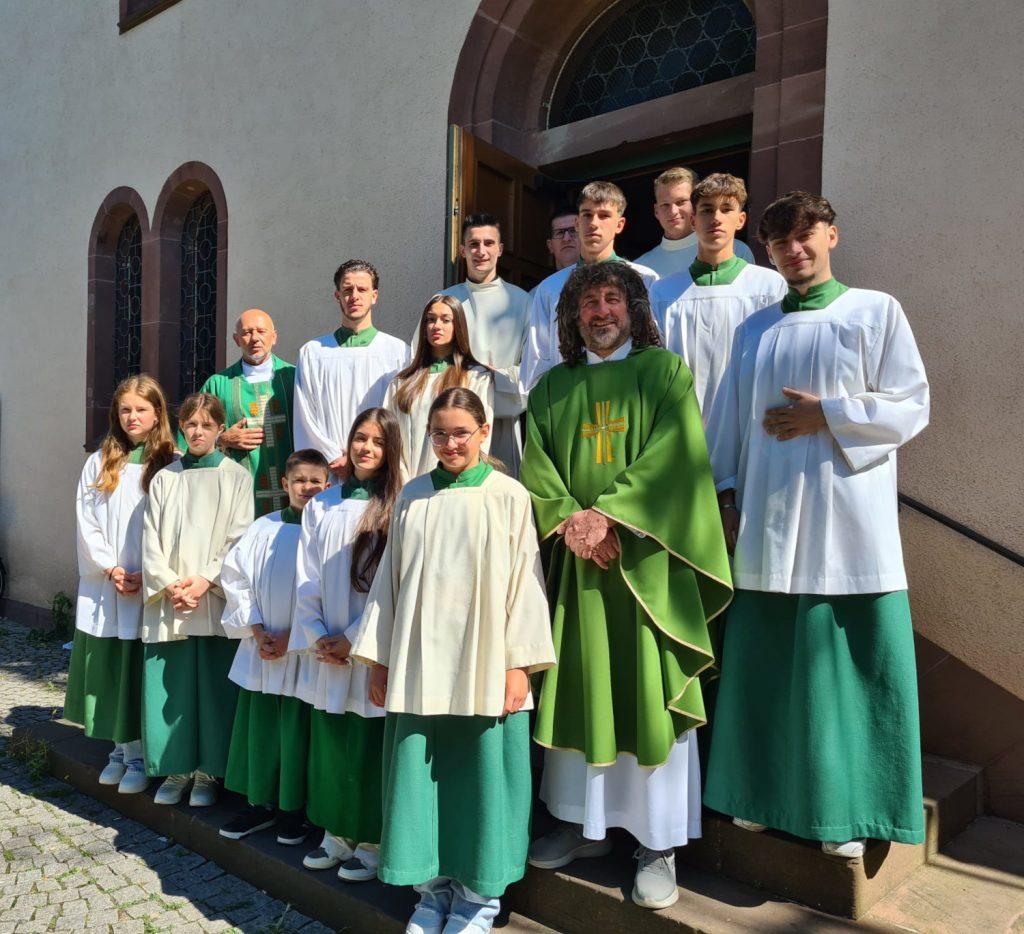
98;747;126;786
117;760;149;795
189;771;218;807
154;773;192;805
337;843;379;882
822;839;866;859
303;831;354;870
733;817;767;832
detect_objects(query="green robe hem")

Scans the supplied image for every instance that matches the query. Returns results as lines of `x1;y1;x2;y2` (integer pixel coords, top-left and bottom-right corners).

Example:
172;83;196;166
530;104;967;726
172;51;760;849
63;630;143;744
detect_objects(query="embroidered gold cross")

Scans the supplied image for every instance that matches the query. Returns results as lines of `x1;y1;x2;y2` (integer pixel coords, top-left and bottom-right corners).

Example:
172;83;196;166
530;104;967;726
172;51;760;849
581;401;626;465
247;386;287;449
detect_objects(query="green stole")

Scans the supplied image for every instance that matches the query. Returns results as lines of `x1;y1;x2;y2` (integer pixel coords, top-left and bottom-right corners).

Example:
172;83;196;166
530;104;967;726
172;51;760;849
180;450;225;470
334;325;378;347
194;355;296;517
428;357;453;373
689;255;748;286
782;277;848;312
280;505;302;525
341;475;378;501
127;444;145;465
521;345;733;767
430;460;493;491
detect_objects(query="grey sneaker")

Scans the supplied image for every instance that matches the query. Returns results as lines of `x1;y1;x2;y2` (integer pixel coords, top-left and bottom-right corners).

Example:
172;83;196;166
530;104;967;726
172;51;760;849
527;822;612;870
631;846;679;910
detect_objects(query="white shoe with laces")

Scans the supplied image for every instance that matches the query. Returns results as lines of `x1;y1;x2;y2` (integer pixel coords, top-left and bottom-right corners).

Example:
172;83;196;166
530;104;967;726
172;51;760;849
153;773;192;805
117;759;149;795
188;771;218;807
98;747;126;786
303;831;354;870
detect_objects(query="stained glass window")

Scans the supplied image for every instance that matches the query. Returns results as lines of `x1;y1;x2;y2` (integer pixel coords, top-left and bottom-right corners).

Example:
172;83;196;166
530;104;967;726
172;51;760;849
112;215;142;389
550;0;756;128
179;192;218;398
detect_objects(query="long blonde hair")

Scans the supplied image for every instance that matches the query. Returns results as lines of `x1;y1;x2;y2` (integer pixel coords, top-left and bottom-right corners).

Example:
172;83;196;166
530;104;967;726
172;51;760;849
94;375;176;494
393;294;484;413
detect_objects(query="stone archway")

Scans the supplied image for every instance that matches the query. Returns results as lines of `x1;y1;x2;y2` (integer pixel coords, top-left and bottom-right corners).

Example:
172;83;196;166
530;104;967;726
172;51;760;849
449;0;828;234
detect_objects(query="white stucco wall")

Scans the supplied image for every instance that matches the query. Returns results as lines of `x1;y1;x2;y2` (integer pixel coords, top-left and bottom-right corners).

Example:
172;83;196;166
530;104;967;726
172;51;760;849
822;0;1024;696
0;0;479;607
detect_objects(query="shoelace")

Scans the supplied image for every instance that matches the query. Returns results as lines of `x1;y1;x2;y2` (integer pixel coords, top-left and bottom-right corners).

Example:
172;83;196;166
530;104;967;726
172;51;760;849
633;846;670;870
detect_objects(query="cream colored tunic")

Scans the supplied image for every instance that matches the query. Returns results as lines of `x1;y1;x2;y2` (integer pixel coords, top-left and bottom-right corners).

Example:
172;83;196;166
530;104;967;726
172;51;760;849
350;470;556;717
141;457;255;642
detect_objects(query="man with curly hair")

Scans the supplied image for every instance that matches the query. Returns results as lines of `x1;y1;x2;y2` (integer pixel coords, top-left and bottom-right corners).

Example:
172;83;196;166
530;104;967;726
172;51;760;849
520;262;732;910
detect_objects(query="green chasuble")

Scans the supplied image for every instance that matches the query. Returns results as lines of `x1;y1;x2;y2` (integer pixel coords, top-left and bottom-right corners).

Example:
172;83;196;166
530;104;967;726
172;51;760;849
689;255;748;286
521;346;733;767
194;355;296;517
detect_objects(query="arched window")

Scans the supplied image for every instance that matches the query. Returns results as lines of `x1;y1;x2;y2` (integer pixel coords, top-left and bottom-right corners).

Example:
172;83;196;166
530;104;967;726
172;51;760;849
178;192;218;398
549;0;756;128
112;215;143;386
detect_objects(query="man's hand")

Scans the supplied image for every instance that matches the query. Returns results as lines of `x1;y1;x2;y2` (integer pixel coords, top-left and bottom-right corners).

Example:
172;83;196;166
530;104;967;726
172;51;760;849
718;491;739;555
763;388;826;441
502;667;530;716
314;634;352;667
172;576;211;611
328;451;350;479
561;509;616;562
220;419;264;452
588;528;621;570
369;665;388;708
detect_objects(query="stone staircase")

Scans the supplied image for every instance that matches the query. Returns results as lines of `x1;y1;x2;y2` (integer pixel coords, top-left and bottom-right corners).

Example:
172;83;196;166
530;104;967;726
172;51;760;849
18;718;993;932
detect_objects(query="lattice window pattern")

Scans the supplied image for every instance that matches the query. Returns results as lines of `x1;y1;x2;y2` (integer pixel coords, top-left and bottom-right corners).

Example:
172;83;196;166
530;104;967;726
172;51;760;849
179;192;218;398
112;215;143;389
550;0;756;128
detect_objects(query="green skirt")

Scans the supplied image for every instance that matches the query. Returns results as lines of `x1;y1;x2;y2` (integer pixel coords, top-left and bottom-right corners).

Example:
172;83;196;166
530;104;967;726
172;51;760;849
306;709;385;844
704;590;925;844
63;630;143;744
225;690;310;810
141;636;239;778
379;712;532;898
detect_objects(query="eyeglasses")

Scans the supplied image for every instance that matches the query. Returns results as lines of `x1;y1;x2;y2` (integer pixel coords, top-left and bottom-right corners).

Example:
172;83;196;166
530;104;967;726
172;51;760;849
429;426;481;447
550;227;578;241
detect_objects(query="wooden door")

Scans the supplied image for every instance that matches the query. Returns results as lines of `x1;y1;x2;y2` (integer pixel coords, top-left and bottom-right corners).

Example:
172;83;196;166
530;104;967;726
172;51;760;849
445;126;555;290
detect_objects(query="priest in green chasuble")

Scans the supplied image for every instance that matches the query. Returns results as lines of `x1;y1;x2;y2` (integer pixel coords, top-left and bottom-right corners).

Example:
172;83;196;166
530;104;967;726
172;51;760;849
192;309;295;517
521;262;732;911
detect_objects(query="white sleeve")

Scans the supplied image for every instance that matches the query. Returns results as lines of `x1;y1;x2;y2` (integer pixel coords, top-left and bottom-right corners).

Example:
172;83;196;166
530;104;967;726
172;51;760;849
220;529;262;638
142;476;179;603
200;472;255;590
820;300;930;471
490;367;527;418
504;495;556;674
293;345;343;463
349;505;402;668
707;327;744;492
75;457;117;575
520;288;551;392
289;500;329;652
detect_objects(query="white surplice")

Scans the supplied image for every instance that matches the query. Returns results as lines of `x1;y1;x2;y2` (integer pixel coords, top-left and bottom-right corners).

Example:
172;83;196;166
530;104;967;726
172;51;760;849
650;263;787;421
220;511;306;697
141;457;254;642
290;487;381;717
350;470;556;717
519;259;659;391
292;331;410;463
636;233;755;279
706;287;930;594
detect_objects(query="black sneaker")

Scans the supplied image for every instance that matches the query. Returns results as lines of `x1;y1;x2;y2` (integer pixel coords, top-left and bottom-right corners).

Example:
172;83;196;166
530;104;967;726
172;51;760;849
219;805;276;840
276;811;312;846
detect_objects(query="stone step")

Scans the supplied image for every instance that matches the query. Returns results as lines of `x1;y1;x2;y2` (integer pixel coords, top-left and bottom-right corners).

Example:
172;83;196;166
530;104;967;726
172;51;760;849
679;755;983;919
21;717;905;933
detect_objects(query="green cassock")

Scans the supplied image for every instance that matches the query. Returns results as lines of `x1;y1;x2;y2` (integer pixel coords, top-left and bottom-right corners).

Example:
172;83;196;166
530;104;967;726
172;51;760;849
521;345;733;768
196;355;296;517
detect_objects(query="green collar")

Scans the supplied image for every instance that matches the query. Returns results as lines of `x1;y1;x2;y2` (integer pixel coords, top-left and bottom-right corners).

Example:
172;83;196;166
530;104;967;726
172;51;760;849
334;325;378;347
181;449;225;470
127;443;146;465
689;255;747;286
429;356;453;374
342;475;379;501
430;460;493;490
782;278;849;312
280;505;302;525
577;250;622;268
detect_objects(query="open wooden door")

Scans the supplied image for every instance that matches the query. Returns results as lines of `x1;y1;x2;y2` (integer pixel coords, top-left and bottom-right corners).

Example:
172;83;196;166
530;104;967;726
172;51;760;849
445;126;556;291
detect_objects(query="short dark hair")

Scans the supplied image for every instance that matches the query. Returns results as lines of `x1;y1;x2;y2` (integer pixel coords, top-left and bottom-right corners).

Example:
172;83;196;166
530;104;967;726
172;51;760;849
334;259;379;291
758;191;836;244
556;262;661;366
178;392;226;428
461;212;502;241
549;204;577;231
284;448;330;477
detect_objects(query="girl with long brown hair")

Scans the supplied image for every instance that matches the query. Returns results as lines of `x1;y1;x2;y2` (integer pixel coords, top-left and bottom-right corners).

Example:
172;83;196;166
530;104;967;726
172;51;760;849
352;388;555;932
384;294;524;477
287;407;404;881
65;374;176;796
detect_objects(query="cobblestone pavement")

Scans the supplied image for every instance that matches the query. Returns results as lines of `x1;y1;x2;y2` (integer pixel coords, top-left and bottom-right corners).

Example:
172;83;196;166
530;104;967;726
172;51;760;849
0;619;334;933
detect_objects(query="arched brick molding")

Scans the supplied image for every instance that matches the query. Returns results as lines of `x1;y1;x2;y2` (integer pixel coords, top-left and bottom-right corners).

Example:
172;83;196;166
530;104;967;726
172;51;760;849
150;161;229;405
86;187;151;449
449;0;828;242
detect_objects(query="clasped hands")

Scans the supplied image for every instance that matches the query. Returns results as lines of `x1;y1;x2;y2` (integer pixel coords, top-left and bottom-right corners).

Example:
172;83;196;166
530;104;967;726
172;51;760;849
164;575;211;611
556;509;620;570
106;566;142;595
252;624;289;660
314;633;351;667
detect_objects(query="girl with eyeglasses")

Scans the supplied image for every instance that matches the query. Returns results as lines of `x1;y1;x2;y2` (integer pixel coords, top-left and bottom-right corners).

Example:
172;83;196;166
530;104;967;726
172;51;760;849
384;294;524;478
351;387;555;934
